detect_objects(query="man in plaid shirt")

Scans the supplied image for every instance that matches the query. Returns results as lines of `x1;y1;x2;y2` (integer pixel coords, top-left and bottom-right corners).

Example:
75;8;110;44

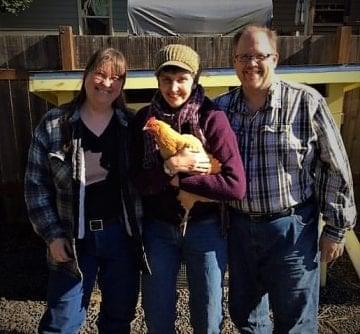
214;25;356;333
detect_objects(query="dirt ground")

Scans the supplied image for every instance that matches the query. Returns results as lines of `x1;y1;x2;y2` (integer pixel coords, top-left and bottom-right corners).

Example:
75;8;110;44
0;221;359;334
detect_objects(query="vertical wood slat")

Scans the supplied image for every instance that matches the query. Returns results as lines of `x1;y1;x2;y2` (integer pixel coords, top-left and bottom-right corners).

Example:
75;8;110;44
336;26;353;64
10;80;33;178
0;80;20;183
59;25;75;70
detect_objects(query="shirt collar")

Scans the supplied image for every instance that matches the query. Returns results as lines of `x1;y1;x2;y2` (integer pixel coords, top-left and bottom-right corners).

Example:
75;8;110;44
234;78;282;114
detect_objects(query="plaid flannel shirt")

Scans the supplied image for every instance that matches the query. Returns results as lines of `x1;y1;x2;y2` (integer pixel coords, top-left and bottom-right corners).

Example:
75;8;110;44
214;80;356;242
24;107;144;274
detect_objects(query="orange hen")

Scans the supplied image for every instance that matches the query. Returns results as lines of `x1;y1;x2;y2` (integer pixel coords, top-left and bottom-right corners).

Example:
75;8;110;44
143;116;221;235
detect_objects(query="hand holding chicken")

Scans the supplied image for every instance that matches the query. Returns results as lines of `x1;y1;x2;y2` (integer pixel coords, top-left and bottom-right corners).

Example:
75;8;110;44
143;117;221;235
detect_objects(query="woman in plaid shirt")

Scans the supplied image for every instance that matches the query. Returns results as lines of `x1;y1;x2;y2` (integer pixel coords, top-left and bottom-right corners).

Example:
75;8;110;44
25;48;149;334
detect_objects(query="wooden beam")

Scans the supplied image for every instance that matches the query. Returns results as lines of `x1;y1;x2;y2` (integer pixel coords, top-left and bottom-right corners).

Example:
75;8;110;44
0;69;28;80
336;26;352;64
304;0;316;36
59;25;75;70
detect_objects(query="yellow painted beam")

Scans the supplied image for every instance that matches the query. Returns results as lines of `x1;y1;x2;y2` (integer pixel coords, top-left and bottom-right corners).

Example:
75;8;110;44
345;230;360;280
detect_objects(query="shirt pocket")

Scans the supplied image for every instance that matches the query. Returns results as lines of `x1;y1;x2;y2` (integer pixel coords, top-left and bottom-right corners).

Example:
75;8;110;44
260;124;307;168
48;152;72;190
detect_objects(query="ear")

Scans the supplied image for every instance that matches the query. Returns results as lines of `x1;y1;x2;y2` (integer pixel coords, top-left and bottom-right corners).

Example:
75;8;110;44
272;52;279;68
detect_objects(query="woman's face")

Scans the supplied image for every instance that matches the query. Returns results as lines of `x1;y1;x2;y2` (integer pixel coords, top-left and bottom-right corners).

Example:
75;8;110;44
84;61;124;107
158;70;194;109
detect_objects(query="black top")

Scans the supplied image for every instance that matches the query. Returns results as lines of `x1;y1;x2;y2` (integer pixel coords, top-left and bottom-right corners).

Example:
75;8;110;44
81;116;122;220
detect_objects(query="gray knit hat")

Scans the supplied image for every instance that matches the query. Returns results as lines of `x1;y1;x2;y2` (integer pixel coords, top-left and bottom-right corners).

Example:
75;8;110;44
155;44;200;75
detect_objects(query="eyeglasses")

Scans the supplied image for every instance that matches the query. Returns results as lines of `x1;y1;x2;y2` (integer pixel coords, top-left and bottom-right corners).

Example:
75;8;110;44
235;53;274;63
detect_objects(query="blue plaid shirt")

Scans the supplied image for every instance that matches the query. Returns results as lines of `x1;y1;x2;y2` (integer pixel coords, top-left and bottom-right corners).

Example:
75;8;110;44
214;80;356;242
24;107;144;275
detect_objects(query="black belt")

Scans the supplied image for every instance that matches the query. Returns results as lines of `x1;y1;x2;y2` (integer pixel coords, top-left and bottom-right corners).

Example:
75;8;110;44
235;197;312;223
87;217;120;231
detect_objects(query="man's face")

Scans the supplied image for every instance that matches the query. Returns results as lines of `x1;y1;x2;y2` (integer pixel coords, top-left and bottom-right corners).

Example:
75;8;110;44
233;30;279;93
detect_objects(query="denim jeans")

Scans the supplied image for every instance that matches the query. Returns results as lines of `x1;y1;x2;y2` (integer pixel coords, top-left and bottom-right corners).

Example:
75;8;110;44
38;221;140;334
142;216;227;334
228;201;320;334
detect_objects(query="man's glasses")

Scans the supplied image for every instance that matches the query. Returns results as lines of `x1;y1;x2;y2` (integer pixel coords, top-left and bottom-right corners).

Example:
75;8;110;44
235;53;274;63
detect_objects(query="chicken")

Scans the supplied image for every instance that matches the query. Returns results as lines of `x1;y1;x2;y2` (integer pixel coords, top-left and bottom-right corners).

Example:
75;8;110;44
143;116;221;235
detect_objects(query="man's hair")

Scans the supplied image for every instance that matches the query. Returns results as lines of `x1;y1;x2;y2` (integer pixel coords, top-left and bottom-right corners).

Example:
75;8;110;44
233;25;278;53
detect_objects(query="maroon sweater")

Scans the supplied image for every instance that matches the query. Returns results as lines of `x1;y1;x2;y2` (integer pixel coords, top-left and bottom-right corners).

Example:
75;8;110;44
131;97;246;224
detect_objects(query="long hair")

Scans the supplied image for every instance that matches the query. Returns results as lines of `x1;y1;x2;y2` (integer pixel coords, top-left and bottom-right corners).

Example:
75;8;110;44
63;48;128;112
60;48;128;153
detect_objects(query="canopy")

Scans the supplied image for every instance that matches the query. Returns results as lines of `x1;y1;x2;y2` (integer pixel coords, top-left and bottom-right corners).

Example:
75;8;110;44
127;0;273;36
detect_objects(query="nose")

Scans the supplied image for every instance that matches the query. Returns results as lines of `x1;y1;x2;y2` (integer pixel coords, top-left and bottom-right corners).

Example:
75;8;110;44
102;77;113;87
170;81;179;92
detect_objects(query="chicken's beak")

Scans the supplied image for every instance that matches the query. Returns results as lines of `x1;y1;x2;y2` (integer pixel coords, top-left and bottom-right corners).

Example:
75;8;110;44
143;125;149;131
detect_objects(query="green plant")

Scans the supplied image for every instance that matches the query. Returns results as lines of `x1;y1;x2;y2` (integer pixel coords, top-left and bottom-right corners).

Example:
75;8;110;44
0;0;33;14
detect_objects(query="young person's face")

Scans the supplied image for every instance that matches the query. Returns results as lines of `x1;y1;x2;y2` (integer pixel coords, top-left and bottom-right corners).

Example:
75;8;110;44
233;30;278;93
84;61;124;106
158;70;194;109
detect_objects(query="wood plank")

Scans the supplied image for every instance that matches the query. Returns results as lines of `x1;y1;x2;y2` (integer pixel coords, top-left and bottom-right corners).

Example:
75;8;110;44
0;69;28;80
10;80;33;179
0;81;21;183
336;26;352;64
5;35;27;69
59;26;75;70
22;35;59;70
0;36;8;68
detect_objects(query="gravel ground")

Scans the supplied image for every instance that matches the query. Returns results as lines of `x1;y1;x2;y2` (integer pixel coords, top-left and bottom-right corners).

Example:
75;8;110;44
1;222;359;334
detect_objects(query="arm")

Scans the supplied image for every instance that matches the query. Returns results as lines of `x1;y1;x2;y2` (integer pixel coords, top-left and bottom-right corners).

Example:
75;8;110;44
179;106;246;201
313;96;357;245
24;119;67;245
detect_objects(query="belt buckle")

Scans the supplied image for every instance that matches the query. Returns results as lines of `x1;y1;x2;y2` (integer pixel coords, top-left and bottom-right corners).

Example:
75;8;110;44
89;219;103;231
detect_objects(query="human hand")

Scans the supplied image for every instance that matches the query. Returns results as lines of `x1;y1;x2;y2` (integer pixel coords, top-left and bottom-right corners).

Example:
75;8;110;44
319;234;344;263
165;148;211;174
49;238;74;263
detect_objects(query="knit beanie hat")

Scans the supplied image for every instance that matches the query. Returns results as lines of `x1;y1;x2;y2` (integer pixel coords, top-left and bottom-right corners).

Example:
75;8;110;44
155;44;200;75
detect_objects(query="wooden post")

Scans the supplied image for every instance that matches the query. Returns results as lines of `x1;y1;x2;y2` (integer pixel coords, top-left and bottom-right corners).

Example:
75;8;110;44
304;0;316;36
59;26;75;70
336;26;352;64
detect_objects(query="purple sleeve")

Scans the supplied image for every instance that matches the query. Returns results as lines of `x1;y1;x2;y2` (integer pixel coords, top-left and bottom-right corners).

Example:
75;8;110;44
179;108;246;201
130;107;172;195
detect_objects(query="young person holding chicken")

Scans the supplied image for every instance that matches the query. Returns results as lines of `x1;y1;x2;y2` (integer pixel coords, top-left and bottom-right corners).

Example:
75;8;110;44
25;48;150;333
132;44;246;333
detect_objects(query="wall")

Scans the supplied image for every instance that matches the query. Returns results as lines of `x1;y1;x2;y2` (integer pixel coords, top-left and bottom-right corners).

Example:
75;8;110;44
0;0;79;34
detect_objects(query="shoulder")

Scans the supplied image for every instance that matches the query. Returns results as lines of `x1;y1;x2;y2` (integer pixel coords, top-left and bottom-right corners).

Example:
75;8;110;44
133;105;152;127
200;97;232;132
213;87;241;110
35;107;68;133
280;80;324;103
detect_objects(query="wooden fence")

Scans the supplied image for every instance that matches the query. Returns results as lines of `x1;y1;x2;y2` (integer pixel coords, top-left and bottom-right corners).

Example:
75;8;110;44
0;28;359;224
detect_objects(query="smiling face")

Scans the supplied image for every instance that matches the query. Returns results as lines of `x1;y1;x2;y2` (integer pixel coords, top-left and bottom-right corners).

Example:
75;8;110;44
157;69;195;109
234;29;279;94
84;61;124;108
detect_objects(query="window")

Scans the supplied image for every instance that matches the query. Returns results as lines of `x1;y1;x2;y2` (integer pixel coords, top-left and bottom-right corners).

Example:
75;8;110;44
79;0;113;35
314;2;344;25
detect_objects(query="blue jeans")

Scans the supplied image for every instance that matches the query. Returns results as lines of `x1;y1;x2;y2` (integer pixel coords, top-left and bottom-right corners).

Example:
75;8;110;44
228;202;320;334
142;216;227;334
38;222;140;334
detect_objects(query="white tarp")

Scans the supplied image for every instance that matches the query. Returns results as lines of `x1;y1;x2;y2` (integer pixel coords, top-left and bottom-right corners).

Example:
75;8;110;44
128;0;273;36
